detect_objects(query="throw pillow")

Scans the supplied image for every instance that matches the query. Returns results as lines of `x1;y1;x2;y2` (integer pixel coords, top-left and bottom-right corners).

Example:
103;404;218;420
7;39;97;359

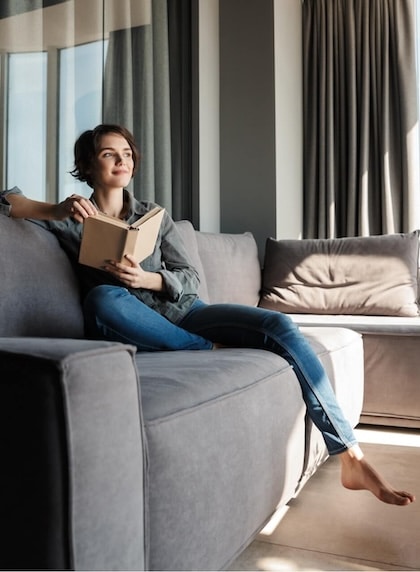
260;231;419;317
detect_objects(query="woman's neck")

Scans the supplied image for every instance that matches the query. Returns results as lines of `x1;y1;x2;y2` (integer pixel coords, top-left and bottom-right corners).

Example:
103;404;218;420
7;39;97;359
92;189;125;219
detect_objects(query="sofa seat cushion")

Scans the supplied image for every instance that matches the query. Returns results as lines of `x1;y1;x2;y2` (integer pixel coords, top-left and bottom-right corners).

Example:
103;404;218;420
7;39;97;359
290;317;420;429
261;231;419;317
135;348;306;571
135;329;364;571
288;313;420;335
136;348;293;422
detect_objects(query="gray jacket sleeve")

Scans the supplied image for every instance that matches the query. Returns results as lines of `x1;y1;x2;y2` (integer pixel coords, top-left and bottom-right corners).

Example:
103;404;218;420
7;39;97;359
142;210;200;302
0;187;24;216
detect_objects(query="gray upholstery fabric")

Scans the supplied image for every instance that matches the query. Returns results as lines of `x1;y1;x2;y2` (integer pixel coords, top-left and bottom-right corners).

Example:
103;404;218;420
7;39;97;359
135;328;364;571
284;313;420;334
0;211;368;570
195;229;261;305
136;349;306;571
0;338;146;571
362;334;420;428
137;348;293;422
290;314;420;429
174;220;210;302
175;220;262;306
261;232;419;316
0;216;84;337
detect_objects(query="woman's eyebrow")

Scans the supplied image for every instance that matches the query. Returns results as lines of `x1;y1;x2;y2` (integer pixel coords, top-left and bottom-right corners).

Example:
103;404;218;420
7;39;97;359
99;146;132;152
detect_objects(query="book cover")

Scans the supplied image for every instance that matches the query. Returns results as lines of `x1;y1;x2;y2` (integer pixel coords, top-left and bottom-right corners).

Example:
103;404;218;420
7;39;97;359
78;206;165;270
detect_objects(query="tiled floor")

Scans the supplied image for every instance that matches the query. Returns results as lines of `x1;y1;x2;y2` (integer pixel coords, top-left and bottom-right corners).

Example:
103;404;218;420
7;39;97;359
228;426;420;571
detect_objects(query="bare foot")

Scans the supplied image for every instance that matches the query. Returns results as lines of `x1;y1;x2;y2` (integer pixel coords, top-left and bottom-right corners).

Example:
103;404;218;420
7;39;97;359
340;446;416;506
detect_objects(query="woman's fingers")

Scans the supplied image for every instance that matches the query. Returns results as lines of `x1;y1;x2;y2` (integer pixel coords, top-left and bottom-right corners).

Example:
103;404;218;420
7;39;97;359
69;194;97;219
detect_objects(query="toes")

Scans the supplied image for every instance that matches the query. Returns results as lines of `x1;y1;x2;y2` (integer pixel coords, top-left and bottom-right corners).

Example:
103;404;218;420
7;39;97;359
399;491;416;503
383;490;415;506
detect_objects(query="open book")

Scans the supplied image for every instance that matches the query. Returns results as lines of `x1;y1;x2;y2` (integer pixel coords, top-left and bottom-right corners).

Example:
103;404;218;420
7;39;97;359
78;206;165;270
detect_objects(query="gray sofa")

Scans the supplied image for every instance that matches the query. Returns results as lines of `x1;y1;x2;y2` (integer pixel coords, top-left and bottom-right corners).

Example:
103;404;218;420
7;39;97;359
0;214;365;571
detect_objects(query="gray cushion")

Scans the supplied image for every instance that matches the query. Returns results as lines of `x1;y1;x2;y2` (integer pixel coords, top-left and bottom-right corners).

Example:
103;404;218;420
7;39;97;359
174;220;210;302
261;232;419;317
195;230;261;305
137;347;292;422
136;348;306;571
287;313;420;334
0;216;84;337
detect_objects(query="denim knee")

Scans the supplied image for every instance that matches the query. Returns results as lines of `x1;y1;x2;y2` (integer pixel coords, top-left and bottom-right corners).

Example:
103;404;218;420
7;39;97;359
84;285;126;312
83;285;126;333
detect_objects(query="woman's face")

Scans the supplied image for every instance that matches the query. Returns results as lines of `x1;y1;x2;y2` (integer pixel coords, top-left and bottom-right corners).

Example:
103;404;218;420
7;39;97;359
92;132;135;192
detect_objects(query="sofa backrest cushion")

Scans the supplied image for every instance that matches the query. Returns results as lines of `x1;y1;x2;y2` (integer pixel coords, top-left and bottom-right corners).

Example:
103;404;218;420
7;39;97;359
0;216;85;337
195;229;261;305
260;231;419;317
175;220;261;306
174;220;210;302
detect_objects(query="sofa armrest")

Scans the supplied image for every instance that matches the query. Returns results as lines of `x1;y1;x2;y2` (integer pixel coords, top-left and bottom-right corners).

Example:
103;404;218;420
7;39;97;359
0;338;146;571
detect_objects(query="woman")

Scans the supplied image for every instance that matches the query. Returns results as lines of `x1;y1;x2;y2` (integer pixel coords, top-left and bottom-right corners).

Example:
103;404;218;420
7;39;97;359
1;124;415;506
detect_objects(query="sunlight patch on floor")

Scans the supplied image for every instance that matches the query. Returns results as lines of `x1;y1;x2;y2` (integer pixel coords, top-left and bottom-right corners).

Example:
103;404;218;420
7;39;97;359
255;554;383;572
355;425;420;448
259;505;290;536
256;556;305;571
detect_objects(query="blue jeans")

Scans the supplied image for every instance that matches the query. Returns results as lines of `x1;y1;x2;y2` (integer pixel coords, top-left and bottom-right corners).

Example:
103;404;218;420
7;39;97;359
83;285;358;455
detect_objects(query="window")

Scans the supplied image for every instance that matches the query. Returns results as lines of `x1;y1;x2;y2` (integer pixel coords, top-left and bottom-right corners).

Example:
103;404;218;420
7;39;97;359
0;1;110;201
6;52;47;200
58;40;107;200
0;1;187;219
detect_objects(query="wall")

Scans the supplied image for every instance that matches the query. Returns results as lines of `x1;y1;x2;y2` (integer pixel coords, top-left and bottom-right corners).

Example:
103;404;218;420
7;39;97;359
198;0;302;258
196;0;220;232
273;0;302;241
219;0;277;257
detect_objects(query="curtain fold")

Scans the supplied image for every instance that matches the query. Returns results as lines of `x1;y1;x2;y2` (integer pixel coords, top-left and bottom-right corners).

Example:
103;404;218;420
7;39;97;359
167;0;194;221
103;0;172;211
303;0;419;238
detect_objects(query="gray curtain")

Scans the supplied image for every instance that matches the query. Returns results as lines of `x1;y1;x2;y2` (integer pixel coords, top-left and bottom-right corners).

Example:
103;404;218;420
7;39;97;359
303;0;419;238
103;0;172;211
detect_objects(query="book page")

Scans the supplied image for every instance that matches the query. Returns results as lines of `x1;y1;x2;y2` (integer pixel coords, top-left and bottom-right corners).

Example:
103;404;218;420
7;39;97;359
130;206;163;228
125;208;165;262
79;217;128;268
79;207;165;269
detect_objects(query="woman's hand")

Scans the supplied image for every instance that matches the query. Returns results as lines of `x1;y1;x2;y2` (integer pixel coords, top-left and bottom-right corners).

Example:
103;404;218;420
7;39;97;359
103;254;165;292
56;194;97;222
5;192;97;221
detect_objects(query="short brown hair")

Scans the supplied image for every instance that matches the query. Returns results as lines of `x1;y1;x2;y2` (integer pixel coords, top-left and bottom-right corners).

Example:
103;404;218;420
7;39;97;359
70;124;141;188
